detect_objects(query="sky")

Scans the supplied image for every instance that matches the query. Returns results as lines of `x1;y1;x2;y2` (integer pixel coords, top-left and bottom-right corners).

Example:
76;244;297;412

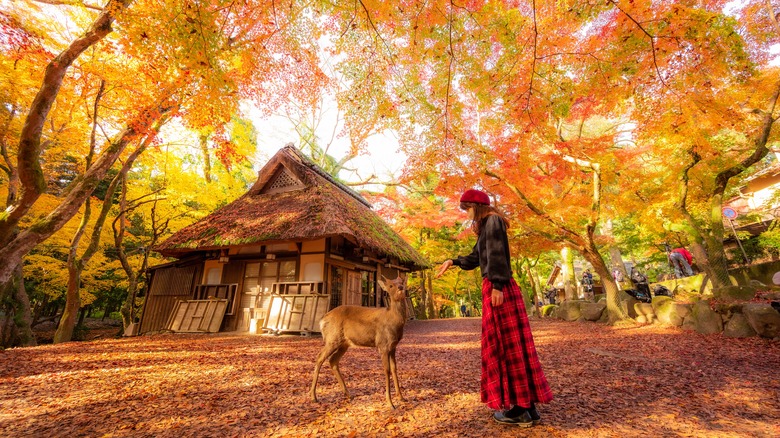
245;104;408;188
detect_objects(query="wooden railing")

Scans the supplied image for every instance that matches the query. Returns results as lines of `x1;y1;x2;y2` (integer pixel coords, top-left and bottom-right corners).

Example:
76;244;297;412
271;281;324;295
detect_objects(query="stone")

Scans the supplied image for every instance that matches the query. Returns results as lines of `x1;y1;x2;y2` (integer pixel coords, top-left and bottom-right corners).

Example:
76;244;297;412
558;300;583;322
681;315;696;331
653;298;691;327
593;293;606;303
634;303;655;318
618;291;640;318
749;279;767;288
581;302;607;321
723;313;757;338
712;285;758;301
691;300;723;335
651;296;673;313
743;303;780;339
540;304;558;317
712;302;743;321
636;315;648;324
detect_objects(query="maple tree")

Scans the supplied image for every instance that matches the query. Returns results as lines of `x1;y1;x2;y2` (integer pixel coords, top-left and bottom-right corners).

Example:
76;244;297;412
0;0;330;346
310;0;780;320
3;0;780;347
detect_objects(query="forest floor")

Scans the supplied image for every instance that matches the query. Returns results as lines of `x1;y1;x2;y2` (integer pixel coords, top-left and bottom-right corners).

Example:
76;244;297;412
2;317;779;438
32;317;124;345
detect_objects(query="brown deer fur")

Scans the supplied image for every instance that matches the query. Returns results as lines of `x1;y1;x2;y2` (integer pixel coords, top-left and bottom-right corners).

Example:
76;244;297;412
310;274;407;408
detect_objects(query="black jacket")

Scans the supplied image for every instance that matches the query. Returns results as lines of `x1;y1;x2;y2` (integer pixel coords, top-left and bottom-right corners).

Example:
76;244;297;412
451;215;512;291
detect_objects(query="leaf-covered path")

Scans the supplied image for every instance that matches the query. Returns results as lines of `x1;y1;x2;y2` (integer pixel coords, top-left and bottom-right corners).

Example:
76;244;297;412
1;318;778;437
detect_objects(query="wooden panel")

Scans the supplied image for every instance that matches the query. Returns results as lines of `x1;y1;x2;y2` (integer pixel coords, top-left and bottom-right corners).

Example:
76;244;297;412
139;264;201;334
167;299;228;333
139;294;191;334
193;284;238;315
264;294;330;333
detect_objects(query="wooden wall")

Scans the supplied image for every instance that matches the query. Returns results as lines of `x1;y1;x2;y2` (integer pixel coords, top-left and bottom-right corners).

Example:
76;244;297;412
139;263;202;334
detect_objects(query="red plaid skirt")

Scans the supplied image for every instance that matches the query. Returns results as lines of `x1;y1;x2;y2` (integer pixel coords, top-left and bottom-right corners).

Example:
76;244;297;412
481;278;553;410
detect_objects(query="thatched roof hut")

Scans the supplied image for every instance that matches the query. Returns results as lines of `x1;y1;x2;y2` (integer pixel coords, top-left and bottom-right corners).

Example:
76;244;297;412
156;144;427;267
137;145;427;335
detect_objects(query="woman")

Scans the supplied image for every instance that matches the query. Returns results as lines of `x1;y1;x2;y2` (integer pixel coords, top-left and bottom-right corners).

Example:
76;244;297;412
436;189;553;427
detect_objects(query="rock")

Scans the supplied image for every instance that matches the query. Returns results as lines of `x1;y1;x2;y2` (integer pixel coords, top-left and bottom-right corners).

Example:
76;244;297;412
594;293;606;303
558;301;583;321
723;313;757;338
651;296;673;312
581;302;607;321
743;303;780;338
634;302;656;324
681;315;696;331
540;304;558;317
653;298;691;327
618;291;639;318
712;285;758;301
712;302;743;321
749;279;767;288
691;300;723;335
634;303;655;318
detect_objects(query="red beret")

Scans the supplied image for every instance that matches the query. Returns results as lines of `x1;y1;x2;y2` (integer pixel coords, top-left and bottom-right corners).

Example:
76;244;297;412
460;189;490;205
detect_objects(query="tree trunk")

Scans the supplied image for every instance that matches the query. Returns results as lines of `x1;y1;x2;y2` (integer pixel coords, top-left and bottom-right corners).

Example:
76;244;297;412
561;247;576;300
523;262;541;317
424;270;437;318
55;198;91;343
54;261;81;344
200;133;212;183
120;274;140;329
582;240;629;323
0;264;36;348
608;245;629;288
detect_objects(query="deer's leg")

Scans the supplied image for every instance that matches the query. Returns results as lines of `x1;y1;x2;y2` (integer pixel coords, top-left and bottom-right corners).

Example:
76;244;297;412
328;345;350;400
381;350;395;409
311;342;340;402
389;348;404;402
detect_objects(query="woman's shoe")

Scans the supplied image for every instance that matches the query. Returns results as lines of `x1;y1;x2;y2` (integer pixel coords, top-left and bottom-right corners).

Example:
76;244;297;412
528;404;541;425
492;409;534;427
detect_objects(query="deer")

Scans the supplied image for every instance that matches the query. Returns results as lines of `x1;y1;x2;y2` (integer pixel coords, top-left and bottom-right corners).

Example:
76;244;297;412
310;274;408;409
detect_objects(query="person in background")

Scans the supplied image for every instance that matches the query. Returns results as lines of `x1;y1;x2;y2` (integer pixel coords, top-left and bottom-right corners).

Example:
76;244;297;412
581;269;594;299
630;267;651;301
669;247;694;278
612;267;624;283
436;189;553;428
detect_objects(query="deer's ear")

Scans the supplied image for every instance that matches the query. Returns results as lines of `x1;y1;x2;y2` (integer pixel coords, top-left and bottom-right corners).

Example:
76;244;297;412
377;278;387;291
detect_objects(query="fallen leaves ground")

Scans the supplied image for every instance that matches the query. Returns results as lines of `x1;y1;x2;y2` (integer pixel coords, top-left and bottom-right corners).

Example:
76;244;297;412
1;318;779;437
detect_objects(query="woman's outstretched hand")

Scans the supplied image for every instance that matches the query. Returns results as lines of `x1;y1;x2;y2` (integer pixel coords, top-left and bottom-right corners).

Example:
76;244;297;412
435;260;453;278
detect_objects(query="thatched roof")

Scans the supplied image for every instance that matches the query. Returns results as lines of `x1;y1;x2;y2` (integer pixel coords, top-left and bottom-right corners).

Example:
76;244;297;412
155;145;428;269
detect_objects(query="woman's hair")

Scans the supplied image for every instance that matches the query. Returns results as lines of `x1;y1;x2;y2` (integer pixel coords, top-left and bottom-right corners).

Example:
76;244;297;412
460;202;509;235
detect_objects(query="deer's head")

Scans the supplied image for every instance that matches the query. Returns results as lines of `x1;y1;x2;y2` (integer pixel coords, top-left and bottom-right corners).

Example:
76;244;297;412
378;274;406;302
